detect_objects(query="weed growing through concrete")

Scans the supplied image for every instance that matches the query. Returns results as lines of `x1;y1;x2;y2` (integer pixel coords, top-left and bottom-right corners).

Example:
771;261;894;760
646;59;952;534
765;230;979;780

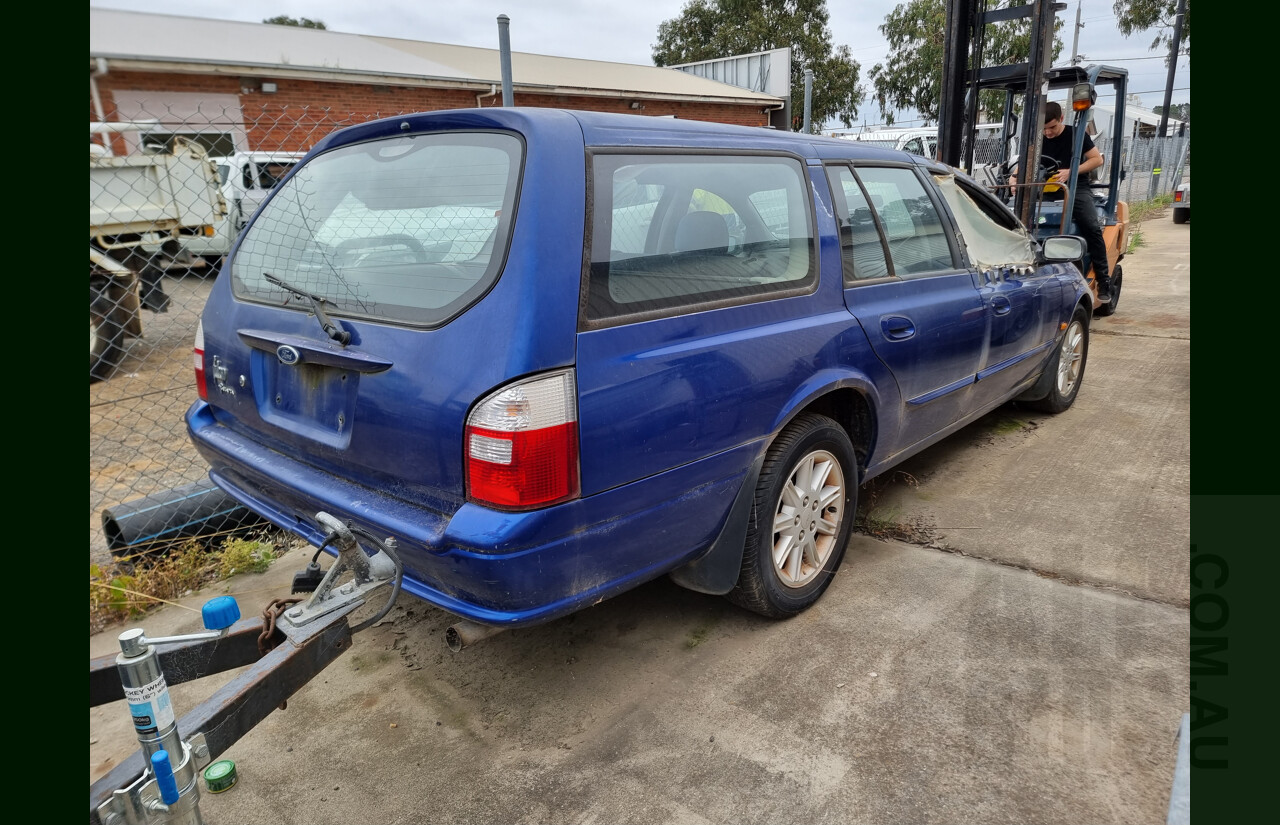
218;537;277;578
855;471;936;543
89;529;291;634
686;626;711;649
1127;194;1174;253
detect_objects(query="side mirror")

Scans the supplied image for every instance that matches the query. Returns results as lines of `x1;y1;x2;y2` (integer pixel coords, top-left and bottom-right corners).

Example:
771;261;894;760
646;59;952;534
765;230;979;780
1041;235;1085;262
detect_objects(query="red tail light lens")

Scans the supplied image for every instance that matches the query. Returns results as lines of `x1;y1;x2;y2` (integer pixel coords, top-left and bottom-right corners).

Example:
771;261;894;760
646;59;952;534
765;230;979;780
194;319;208;401
465;370;579;510
1174;191;1184;203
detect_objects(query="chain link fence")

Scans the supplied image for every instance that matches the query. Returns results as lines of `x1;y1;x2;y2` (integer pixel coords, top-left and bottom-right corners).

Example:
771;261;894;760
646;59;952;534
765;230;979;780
965;132;1190;198
1093;134;1191;202
88;104;1190;568
89;105;420;569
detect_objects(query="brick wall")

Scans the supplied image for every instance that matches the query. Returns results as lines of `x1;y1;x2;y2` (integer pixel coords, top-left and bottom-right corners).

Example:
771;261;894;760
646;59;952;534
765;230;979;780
92;70;772;153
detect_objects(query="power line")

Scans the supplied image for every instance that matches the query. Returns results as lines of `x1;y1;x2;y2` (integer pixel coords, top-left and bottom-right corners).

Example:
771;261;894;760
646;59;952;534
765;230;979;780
1095;54;1190;62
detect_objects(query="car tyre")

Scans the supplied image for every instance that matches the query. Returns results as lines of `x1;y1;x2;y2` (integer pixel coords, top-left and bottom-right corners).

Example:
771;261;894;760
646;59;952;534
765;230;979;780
1095;264;1121;317
727;413;857;618
1172;207;1189;225
91;287;125;383
1027;304;1089;414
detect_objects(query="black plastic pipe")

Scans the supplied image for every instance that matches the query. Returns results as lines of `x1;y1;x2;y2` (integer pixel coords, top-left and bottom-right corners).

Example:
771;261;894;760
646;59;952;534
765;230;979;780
101;479;266;557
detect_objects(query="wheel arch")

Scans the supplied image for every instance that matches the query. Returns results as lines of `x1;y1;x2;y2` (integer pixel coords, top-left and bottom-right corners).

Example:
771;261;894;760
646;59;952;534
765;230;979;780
1015;298;1091;406
668;376;879;596
768;369;882;480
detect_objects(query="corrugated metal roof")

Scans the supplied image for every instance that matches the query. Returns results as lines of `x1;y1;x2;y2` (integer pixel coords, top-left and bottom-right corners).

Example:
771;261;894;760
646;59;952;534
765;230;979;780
89;7;780;104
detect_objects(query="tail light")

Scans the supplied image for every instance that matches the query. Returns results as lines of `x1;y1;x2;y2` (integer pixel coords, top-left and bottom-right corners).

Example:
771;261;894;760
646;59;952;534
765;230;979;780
465;369;579;510
194;319;208;401
1174;190;1184;203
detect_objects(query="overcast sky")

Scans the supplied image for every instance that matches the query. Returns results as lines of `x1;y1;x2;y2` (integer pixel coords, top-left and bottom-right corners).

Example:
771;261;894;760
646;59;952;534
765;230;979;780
91;0;1190;128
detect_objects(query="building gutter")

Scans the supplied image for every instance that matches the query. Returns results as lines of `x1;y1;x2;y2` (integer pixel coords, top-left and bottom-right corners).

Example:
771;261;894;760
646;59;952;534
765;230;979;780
91;57;781;107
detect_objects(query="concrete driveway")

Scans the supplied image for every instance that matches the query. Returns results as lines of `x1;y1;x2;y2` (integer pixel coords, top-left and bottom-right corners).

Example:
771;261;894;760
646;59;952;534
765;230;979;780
91;211;1190;824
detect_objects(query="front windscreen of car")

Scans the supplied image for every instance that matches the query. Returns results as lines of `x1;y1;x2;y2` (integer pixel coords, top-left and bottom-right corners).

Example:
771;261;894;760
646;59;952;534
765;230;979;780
230;132;523;327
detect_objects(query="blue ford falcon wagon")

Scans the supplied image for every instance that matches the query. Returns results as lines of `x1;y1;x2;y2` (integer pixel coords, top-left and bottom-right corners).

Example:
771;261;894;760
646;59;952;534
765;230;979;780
187;108;1091;625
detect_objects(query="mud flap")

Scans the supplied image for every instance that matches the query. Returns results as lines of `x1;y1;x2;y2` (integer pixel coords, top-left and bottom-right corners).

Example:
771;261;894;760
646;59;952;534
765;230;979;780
668;452;766;595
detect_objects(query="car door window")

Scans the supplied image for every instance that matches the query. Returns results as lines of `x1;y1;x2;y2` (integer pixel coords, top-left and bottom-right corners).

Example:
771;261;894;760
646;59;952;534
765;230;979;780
854;166;956;278
826;165;890;283
932;173;1036;272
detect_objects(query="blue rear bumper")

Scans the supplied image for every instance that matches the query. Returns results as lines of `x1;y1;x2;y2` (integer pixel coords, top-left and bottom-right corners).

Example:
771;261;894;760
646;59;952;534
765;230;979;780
187;401;758;626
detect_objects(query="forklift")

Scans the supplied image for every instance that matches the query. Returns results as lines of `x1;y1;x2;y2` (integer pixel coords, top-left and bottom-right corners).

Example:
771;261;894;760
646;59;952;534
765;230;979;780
939;0;1130;317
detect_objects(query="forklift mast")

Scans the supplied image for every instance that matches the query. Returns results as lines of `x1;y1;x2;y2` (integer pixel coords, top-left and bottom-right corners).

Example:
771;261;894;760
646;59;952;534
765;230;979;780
939;0;1064;227
938;1;1132;319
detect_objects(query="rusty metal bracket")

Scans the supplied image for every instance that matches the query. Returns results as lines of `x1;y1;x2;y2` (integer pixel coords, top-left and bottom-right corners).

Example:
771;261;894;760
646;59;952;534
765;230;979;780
1007;181;1072;235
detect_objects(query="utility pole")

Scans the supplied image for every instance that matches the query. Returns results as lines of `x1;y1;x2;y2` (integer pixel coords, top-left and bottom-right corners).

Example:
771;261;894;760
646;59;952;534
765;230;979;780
497;14;514;107
1157;0;1187;138
802;68;813;134
1070;1;1084;65
1148;0;1187;199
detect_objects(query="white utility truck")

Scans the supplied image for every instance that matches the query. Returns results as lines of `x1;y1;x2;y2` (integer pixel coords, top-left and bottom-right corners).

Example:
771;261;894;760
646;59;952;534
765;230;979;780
90;122;225;381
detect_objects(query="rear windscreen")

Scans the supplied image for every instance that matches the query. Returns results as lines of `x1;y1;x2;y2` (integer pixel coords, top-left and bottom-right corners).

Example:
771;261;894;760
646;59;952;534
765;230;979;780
230;132;523;327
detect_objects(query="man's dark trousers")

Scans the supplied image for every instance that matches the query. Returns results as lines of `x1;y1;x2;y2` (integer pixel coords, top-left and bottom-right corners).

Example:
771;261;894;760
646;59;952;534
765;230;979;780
1071;184;1110;291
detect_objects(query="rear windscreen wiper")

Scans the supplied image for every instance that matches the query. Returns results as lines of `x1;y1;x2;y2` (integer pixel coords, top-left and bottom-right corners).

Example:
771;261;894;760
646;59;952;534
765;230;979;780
263;272;351;345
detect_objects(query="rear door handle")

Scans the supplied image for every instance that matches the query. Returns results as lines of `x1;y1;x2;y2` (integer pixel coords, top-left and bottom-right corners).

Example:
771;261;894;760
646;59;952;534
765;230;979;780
881;315;916;340
991;296;1012;316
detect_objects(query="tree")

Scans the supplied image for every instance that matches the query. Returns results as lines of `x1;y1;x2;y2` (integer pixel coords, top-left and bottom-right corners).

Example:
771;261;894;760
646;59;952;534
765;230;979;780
1113;1;1190;54
262;15;327;29
1151;102;1190;123
869;0;1062;124
652;0;864;131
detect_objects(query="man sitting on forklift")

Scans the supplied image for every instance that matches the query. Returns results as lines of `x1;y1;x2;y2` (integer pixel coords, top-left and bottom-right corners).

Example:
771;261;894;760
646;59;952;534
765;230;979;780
1039;101;1112;302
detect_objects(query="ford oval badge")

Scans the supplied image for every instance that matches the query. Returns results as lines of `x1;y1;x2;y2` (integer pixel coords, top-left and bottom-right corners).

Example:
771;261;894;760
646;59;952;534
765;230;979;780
277;345;301;365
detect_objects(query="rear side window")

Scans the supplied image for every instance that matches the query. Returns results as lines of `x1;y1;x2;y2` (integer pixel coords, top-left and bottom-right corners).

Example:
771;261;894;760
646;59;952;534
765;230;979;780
231;132;522;327
853;166;956;277
586;154;815;324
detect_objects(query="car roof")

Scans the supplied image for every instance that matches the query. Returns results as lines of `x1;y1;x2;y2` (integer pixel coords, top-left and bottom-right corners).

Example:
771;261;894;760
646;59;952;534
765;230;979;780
566;108;920;163
311;107;931;168
846;127;935;140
